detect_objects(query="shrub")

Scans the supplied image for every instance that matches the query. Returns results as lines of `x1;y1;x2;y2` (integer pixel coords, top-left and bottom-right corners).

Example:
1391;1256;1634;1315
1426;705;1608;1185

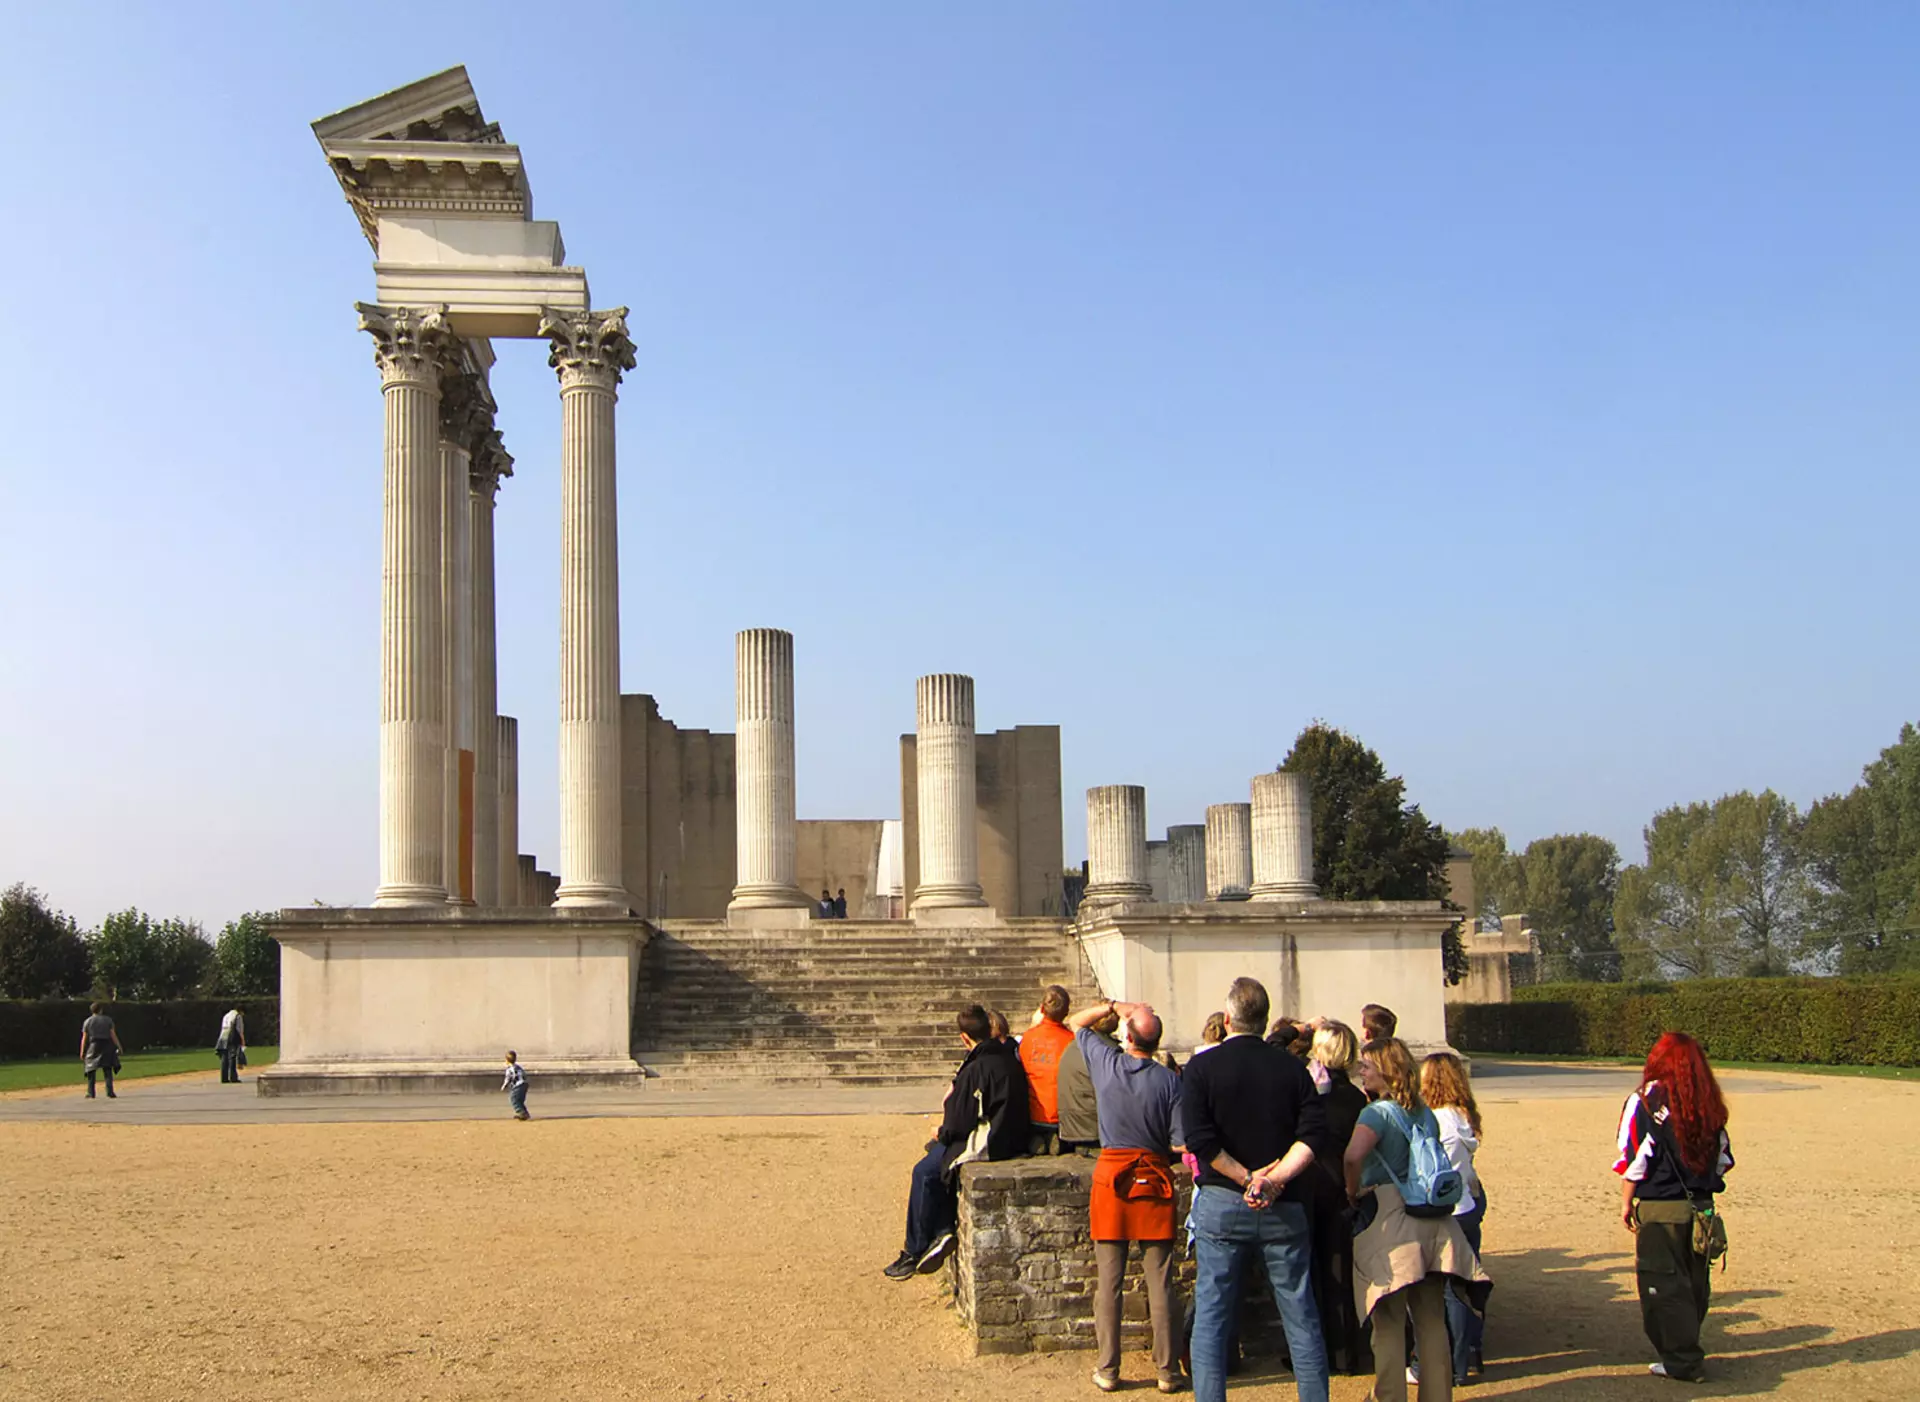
0;998;279;1060
1447;977;1920;1066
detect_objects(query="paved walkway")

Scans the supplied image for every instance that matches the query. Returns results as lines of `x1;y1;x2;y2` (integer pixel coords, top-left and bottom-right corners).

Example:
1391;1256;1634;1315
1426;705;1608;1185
0;1057;1811;1127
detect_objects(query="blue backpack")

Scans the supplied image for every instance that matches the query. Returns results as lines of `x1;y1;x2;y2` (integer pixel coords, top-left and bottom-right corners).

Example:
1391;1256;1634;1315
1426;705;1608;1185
1374;1101;1465;1219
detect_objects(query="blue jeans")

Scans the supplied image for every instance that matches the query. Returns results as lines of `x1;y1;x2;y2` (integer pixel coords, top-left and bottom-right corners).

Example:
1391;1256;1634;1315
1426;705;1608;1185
1413;1192;1487;1383
508;1083;528;1116
903;1143;956;1258
1190;1186;1329;1402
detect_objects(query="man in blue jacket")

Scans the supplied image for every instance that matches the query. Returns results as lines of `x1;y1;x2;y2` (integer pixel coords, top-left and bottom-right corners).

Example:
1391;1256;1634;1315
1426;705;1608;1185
883;1003;1031;1279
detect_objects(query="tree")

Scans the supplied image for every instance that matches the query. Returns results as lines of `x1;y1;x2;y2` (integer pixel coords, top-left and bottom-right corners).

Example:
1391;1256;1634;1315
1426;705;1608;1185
1449;827;1519;923
87;908;215;999
211;912;280;996
0;884;92;998
1512;834;1624;982
1614;791;1808;979
1279;724;1460;978
1801;723;1920;974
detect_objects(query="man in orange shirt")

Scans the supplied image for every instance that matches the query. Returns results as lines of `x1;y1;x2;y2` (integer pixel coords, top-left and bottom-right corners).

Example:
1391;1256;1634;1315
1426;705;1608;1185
1019;985;1075;1154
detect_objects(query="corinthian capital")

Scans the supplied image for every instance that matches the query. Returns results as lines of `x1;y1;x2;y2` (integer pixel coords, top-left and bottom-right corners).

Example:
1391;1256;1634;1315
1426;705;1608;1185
357;303;457;387
438;368;497;450
539;307;636;392
470;429;515;500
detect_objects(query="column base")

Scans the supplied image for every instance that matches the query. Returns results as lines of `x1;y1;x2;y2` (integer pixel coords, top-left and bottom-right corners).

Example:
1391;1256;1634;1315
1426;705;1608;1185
1248;883;1319;901
373;883;450;907
1209;887;1254;902
729;884;815;911
910;883;988;912
554;882;632;911
1082;883;1153;906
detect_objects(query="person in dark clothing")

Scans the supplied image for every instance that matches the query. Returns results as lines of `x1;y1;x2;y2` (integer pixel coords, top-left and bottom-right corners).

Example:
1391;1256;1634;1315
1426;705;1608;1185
1615;1031;1734;1382
1182;977;1331;1402
1057;1005;1119;1156
833;887;848;919
1304;1020;1371;1376
80;1003;122;1099
885;1003;1031;1280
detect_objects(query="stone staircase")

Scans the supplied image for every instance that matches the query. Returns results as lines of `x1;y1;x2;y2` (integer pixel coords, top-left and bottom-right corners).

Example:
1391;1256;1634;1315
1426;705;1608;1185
632;918;1104;1091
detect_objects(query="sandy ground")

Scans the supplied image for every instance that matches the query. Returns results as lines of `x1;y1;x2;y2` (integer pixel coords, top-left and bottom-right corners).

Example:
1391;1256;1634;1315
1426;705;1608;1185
2;1070;1916;1402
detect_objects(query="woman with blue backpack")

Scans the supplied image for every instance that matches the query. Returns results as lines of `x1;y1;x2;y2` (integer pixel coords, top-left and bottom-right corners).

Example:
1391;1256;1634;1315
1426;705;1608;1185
1343;1038;1491;1402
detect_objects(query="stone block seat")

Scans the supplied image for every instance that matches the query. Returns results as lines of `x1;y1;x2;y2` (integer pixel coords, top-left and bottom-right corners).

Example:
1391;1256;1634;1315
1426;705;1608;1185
632;917;1101;1091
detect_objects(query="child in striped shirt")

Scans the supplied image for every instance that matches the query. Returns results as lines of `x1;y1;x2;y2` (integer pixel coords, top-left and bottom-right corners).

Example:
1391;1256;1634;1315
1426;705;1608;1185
502;1050;529;1120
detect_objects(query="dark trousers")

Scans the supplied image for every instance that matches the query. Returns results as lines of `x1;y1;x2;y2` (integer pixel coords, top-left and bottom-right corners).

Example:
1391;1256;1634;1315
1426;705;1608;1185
85;1068;115;1097
508;1083;529;1118
903;1143;956;1258
219;1045;242;1082
1635;1202;1711;1380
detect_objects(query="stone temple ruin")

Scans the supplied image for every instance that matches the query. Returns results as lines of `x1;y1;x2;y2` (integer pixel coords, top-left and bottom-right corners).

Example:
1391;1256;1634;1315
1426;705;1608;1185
263;69;1460;1093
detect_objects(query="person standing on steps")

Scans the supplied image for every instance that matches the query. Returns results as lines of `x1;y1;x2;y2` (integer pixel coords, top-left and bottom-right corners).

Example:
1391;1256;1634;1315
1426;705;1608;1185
833;887;848;919
80;1002;121;1099
883;1003;1030;1281
1068;996;1185;1395
216;1007;247;1084
1615;1031;1733;1383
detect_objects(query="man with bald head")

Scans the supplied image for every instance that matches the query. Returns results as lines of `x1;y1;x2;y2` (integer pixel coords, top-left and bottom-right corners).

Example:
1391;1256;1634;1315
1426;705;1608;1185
1068;996;1185;1393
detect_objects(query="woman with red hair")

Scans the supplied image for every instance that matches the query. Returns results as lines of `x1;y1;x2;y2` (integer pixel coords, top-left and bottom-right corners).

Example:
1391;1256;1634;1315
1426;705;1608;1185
1613;1032;1734;1381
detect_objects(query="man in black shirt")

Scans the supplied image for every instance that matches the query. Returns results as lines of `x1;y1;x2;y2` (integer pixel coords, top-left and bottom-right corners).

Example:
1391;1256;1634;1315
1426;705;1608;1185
1180;977;1330;1402
883;1003;1031;1280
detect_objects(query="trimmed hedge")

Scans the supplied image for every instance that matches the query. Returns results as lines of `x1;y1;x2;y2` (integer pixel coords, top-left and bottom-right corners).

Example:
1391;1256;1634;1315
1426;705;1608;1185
1447;978;1920;1067
0;998;279;1060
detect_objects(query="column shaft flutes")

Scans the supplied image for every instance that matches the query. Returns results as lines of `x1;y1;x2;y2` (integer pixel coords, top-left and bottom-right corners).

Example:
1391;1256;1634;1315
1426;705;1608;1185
440;432;474;904
542;309;636;909
362;304;455;906
911;674;987;910
1251;771;1319;899
1084;785;1152;905
497;716;520;907
469;439;509;905
731;628;811;909
1166;824;1208;903
1205;802;1254;899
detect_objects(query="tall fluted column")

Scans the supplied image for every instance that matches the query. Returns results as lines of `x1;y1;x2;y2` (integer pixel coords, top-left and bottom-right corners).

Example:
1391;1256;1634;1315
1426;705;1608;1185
541;308;636;909
911;674;987;911
470;434;511;905
731;628;811;909
361;303;455;906
1251;771;1319;899
438;374;482;906
496;716;520;907
1084;785;1152;906
1205;802;1254;899
1166;823;1208;903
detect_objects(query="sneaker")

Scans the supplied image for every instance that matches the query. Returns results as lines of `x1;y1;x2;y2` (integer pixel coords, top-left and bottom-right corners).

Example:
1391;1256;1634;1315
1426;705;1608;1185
1157;1376;1186;1394
1407;1367;1421;1384
916;1232;956;1273
1091;1370;1119;1393
883;1251;918;1280
1650;1364;1668;1377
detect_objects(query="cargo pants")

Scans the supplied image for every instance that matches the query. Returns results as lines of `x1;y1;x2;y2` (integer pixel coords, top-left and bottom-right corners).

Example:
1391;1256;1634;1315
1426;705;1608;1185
1633;1199;1711;1381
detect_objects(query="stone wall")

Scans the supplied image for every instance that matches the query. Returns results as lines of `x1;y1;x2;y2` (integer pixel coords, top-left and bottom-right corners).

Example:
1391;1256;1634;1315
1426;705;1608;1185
620;694;737;918
952;1158;1292;1357
794;818;885;915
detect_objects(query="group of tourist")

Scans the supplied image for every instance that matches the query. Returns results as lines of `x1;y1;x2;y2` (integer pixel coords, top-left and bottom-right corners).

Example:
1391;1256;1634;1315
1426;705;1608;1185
885;981;1734;1399
817;887;850;919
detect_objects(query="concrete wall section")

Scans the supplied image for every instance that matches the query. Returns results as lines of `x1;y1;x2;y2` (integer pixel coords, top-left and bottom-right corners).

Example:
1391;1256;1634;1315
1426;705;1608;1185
271;909;644;1070
795;819;886;915
1076;903;1455;1053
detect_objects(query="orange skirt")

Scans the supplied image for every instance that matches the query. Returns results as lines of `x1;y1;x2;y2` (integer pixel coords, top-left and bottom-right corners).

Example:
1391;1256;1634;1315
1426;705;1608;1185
1090;1148;1176;1242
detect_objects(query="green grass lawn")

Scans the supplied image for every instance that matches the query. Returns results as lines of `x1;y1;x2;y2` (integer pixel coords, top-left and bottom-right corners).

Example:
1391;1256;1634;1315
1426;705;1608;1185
0;1047;280;1093
1471;1051;1920;1082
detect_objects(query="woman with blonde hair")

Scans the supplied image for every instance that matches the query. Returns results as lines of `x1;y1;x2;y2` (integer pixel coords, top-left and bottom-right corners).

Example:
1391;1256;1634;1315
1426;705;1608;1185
1305;1020;1371;1374
1344;1039;1491;1402
1413;1053;1487;1386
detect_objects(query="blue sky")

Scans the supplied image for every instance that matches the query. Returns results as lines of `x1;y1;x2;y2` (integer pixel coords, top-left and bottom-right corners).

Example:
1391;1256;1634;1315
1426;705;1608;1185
2;4;1914;929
